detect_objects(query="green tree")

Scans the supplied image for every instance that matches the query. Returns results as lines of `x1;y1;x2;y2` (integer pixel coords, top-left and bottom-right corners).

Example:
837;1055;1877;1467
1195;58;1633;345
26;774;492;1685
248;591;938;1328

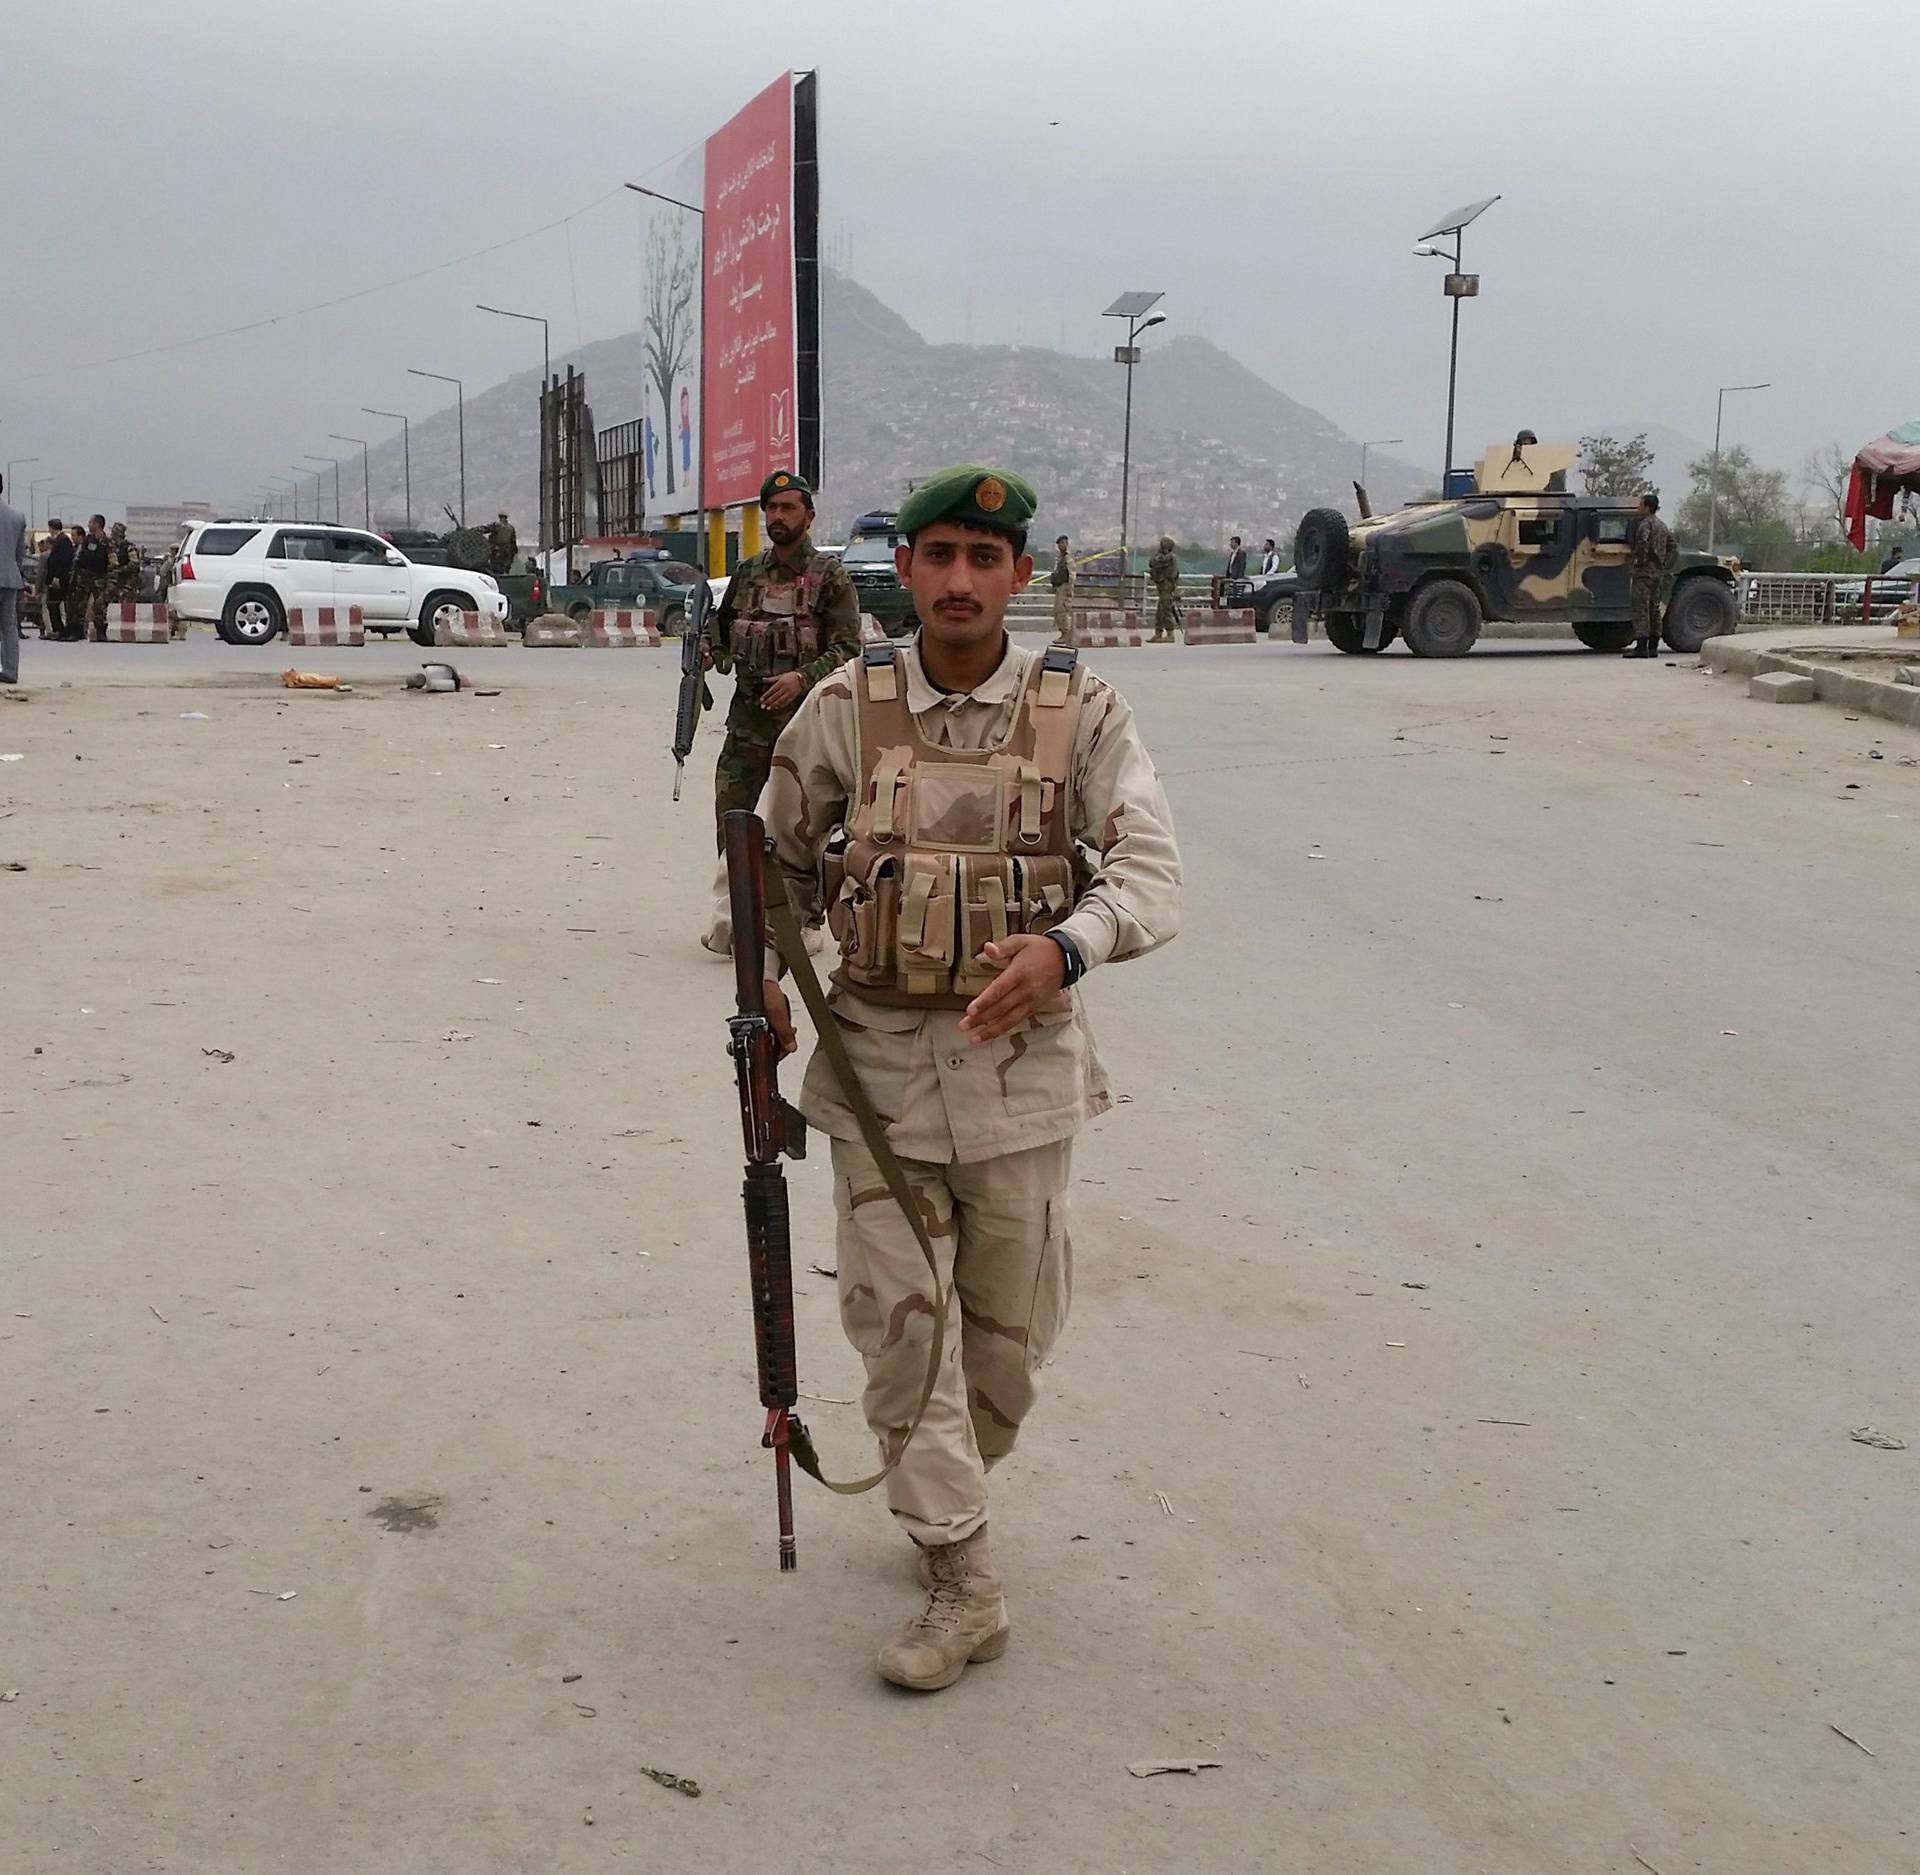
1578;431;1656;497
1676;445;1795;567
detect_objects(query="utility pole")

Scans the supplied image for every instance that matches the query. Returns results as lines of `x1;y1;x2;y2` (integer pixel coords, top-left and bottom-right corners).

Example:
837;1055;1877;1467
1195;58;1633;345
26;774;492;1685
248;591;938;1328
304;455;340;523
1708;382;1770;555
330;434;371;529
1101;293;1167;570
476;303;551;551
408;368;465;525
364;408;411;529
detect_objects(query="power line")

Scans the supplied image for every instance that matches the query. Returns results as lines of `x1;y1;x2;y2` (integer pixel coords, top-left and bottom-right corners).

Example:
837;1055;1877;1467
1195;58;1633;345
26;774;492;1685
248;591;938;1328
4;188;627;387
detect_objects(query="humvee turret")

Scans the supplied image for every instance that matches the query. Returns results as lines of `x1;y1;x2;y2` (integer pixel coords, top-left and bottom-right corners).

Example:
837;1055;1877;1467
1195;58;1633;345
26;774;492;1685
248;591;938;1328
1289;439;1739;657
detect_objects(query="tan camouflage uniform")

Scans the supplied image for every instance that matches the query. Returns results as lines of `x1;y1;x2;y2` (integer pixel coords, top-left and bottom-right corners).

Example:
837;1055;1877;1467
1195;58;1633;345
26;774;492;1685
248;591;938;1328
1049;543;1073;638
1629;512;1674;645
1147;538;1180;641
759;633;1181;1545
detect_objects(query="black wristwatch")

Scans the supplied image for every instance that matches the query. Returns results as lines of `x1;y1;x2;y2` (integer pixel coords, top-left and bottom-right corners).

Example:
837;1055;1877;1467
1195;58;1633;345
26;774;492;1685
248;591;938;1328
1044;929;1086;988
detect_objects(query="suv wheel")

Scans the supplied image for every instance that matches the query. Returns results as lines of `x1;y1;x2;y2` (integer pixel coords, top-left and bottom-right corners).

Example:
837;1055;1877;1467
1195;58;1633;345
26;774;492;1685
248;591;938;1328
1325;612;1395;655
220;587;284;646
659;604;685;637
568;601;593;624
1662;577;1737;654
1293;509;1350;592
410;591;476;648
1402;579;1482;658
1573;622;1636;652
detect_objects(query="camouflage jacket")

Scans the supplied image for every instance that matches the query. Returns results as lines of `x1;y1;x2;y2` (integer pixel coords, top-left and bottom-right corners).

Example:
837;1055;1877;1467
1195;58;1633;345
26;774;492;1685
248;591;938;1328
1147;548;1180;591
1050;547;1073;589
762;633;1181;1163
1630;515;1674;579
105;540;141;582
706;537;861;743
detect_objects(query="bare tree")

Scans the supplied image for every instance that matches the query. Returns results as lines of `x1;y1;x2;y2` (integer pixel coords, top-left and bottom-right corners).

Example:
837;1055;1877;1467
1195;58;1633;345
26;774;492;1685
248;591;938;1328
1801;441;1851;540
1578;431;1656;497
644;219;697;500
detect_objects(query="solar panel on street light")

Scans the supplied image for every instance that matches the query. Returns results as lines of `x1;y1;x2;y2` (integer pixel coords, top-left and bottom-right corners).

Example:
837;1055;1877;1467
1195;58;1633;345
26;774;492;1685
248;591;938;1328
1103;291;1164;320
1417;196;1500;243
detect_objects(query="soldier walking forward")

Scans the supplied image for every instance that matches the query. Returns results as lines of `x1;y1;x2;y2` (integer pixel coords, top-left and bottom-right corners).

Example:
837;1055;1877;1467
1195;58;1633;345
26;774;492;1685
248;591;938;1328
700;469;860;951
1049;532;1073;638
757;464;1182;1690
1627;492;1674;658
1147;534;1181;641
102;523;142;627
70;516;109;642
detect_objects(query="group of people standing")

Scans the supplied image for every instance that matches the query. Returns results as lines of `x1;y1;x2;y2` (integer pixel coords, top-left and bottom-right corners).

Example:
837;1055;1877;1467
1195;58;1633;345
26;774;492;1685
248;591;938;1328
38;515;143;641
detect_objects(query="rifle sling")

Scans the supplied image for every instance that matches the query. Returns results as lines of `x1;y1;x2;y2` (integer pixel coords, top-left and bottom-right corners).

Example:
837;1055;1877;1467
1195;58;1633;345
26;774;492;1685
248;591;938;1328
764;867;948;1497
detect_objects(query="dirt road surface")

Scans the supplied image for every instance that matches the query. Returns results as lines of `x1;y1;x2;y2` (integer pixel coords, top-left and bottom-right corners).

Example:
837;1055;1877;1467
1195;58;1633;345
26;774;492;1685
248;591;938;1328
3;639;1914;1873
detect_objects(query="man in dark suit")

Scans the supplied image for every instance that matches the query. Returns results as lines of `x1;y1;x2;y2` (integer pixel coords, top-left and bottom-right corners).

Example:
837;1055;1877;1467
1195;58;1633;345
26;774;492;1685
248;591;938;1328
42;516;75;640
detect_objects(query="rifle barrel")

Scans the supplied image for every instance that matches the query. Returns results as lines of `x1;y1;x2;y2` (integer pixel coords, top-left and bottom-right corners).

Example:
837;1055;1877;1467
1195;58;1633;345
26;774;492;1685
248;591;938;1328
723;810;766;1008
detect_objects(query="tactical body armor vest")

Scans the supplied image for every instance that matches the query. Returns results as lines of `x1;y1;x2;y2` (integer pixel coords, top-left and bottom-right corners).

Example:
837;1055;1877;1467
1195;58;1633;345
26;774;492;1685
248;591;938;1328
730;561;825;681
826;642;1087;1010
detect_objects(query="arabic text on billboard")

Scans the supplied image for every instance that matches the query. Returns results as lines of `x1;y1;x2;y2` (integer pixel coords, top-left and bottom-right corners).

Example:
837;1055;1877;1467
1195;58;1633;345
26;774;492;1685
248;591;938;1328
703;74;797;511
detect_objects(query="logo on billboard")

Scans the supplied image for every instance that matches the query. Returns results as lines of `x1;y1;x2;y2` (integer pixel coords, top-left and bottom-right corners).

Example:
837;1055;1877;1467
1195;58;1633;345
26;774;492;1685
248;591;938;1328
768;389;793;464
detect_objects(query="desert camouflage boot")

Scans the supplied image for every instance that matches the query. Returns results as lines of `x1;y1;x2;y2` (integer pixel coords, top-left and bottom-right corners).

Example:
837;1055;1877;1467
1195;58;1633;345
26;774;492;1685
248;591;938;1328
880;1525;1009;1691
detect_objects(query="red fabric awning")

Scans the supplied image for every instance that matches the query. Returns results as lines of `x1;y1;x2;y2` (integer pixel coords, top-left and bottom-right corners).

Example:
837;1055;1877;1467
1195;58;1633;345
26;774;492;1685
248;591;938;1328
1844;421;1920;548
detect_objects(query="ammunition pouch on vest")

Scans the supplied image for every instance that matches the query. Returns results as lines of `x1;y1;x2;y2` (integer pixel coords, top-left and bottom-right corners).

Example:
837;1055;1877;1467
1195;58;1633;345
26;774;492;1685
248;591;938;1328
824;641;1086;1011
731;573;823;681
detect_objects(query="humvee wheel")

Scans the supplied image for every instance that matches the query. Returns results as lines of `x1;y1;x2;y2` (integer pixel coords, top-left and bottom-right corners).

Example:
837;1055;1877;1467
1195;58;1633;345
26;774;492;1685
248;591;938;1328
1325;613;1394;655
1293;508;1350;592
1662;577;1737;654
1402;579;1483;658
1573;622;1635;652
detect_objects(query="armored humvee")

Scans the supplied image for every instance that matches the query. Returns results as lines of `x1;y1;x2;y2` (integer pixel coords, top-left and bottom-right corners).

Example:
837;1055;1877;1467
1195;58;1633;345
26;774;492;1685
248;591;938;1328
1288;440;1739;657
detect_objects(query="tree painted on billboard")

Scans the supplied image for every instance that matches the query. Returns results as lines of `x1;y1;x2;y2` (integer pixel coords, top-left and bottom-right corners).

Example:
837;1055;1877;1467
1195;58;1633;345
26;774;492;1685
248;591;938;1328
645;217;698;501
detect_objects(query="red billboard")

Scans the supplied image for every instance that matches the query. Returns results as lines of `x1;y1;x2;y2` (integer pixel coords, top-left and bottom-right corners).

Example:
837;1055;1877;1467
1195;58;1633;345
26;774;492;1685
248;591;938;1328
702;74;800;510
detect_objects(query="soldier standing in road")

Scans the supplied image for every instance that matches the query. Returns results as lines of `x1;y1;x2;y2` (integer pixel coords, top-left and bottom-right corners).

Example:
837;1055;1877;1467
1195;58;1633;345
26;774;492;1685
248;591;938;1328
0;474;26;685
488;511;518;578
102;523;142;627
1147;534;1181;641
1627;492;1674;658
756;463;1181;1691
71;516;110;642
699;469;861;951
1049;532;1073;639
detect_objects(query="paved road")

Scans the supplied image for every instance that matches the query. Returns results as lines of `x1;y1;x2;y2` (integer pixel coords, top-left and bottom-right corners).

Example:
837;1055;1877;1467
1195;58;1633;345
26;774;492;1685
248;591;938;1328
3;639;1913;1872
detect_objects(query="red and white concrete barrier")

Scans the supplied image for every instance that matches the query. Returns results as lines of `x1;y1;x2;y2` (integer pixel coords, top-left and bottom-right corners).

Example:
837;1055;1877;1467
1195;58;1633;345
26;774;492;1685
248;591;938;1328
522;613;584;648
1185;608;1257;645
586;608;660;648
435;611;512;648
285;605;365;647
104;603;171;644
1067;607;1147;648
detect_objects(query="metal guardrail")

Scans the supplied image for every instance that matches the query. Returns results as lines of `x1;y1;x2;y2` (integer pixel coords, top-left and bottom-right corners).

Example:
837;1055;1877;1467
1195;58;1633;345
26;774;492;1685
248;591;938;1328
1738;572;1915;625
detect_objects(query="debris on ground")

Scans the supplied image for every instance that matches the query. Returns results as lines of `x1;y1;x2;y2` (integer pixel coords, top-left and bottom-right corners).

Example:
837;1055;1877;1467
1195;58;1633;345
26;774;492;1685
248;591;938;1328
405;662;465;693
281;670;351;691
201;1047;236;1064
809;1262;837;1279
1849;1425;1906;1450
640;1765;701;1797
1830;1723;1875;1756
179;711;210;720
1125;1758;1222;1779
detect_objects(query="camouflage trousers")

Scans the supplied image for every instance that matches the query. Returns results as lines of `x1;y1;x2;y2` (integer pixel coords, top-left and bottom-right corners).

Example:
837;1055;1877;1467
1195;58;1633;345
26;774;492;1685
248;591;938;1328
1151;587;1180;637
67;575;97;638
713;730;778;849
1052;585;1072;637
1630;578;1661;638
830;1133;1073;1547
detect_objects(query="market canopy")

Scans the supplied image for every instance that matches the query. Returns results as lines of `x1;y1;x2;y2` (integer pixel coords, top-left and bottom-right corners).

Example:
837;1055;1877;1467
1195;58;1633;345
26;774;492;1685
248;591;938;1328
1843;419;1920;548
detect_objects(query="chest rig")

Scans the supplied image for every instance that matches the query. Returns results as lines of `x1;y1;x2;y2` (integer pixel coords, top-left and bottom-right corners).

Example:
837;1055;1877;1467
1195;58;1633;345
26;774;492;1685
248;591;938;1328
730;559;824;681
826;642;1087;1009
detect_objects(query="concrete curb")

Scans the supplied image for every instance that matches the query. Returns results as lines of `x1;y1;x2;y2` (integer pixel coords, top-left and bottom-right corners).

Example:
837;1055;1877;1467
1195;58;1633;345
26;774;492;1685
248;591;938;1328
1701;634;1920;731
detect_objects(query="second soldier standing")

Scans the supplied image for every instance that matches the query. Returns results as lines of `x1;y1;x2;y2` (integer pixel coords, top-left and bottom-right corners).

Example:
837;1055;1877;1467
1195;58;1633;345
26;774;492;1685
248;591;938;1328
699;470;860;950
1147;535;1181;642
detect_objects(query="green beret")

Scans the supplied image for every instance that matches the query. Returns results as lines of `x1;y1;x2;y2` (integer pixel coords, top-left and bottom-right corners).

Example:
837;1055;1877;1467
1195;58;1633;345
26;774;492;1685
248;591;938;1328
759;469;813;506
898;464;1037;542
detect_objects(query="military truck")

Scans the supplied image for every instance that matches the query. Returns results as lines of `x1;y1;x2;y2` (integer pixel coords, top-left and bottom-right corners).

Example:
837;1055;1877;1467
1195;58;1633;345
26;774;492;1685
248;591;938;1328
1288;440;1740;657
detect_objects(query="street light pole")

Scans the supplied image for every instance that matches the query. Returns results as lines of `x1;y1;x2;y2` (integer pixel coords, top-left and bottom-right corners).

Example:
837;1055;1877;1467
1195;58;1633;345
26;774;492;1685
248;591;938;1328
6;457;40;508
304;455;340;524
408;368;465;526
1101;293;1166;570
364;408;411;529
330;435;371;529
1358;438;1404;490
1413;196;1499;486
477;303;551;550
1707;381;1771;555
28;476;54;528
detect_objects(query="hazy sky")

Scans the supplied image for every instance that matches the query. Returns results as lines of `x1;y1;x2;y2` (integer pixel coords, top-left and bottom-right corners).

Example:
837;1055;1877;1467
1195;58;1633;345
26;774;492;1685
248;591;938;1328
4;0;1912;518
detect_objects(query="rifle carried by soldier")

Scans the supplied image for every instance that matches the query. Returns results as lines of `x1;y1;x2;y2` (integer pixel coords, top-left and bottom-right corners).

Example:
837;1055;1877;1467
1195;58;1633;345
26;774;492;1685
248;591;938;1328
671;578;713;802
721;810;951;1572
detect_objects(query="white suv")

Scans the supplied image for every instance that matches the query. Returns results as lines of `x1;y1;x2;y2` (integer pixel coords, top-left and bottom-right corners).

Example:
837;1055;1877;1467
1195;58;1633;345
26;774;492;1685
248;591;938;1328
171;520;509;647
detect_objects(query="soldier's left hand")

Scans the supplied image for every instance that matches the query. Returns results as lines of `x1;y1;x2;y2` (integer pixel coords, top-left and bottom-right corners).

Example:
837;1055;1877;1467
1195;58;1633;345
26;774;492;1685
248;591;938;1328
759;671;806;712
959;935;1065;1044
